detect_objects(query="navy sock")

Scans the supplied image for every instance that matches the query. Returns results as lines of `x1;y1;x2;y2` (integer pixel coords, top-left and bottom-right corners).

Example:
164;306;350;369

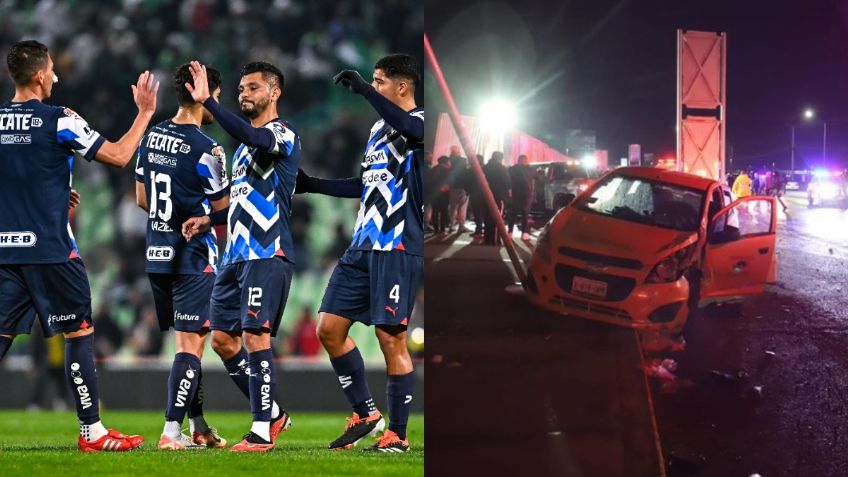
222;348;251;399
387;372;415;440
248;349;275;422
187;367;204;419
0;336;11;361
64;333;100;425
165;352;201;423
329;347;376;418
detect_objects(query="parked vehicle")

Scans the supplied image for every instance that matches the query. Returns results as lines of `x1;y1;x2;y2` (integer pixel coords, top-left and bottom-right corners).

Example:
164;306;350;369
531;162;599;220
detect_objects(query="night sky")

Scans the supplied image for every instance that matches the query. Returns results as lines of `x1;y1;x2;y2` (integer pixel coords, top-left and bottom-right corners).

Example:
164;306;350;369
425;0;848;171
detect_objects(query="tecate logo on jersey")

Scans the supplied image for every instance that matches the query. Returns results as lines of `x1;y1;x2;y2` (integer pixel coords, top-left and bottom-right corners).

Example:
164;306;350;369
0;231;37;247
0;134;31;144
362;169;393;186
146;246;175;261
146;131;187;155
0;113;36;130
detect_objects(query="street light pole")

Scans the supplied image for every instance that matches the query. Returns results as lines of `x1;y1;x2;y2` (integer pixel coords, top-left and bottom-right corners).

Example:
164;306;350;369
823;121;827;169
791;125;795;173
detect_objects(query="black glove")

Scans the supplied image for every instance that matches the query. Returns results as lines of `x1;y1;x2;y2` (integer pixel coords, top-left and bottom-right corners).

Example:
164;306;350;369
333;69;372;96
295;168;317;194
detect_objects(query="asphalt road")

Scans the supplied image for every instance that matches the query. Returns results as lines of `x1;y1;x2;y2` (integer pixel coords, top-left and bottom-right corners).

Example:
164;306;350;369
426;190;848;476
655;191;848;476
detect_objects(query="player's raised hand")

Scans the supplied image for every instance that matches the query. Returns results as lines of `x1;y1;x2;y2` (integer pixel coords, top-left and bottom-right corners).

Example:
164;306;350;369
182;215;211;241
333;69;372;96
69;189;81;209
131;70;159;115
185;60;211;104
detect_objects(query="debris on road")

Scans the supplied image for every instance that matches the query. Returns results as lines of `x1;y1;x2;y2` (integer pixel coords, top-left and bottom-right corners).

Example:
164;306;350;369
710;369;737;383
765;350;777;357
432;354;444;364
644;358;678;381
752;385;764;397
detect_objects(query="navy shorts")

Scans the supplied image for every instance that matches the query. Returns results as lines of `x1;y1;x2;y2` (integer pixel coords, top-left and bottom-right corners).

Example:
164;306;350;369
211;257;293;337
0;258;92;337
320;249;423;327
149;273;215;332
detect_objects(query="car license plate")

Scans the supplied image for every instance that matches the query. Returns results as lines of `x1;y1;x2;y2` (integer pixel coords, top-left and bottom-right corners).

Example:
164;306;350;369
572;276;608;298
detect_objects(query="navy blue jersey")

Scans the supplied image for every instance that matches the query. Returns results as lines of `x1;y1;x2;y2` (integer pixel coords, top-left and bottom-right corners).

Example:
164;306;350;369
350;108;424;256
135;120;229;274
0;100;105;264
223;119;300;266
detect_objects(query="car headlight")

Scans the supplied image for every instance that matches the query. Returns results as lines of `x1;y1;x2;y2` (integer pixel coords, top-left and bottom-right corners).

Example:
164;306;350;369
646;243;696;284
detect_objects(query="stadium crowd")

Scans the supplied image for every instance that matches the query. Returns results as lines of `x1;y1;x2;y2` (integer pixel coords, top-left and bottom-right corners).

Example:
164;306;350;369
0;0;423;361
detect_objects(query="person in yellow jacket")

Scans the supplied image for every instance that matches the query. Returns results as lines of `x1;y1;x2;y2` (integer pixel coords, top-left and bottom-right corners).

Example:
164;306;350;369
732;170;753;198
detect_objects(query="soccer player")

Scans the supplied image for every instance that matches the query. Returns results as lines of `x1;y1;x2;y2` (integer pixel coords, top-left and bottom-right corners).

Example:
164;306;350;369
135;63;230;450
181;60;299;452
0;40;157;452
296;54;423;453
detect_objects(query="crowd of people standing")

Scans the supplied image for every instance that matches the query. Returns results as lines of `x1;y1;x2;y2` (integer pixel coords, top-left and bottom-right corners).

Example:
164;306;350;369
423;146;538;245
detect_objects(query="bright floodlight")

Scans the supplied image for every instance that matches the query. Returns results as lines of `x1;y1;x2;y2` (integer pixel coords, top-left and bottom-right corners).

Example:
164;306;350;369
804;108;815;120
582;154;597;169
478;99;517;133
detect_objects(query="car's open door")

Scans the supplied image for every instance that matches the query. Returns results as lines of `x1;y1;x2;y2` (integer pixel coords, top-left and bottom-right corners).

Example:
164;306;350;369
699;196;777;304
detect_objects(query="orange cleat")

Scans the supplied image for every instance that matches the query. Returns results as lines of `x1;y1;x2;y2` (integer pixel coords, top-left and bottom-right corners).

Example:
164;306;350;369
270;411;292;443
230;432;274;452
364;429;409;453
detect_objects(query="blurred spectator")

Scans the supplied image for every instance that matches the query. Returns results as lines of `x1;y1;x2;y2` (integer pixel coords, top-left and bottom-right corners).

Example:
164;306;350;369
508;154;535;241
468;154;486;236
447;146;469;233
483;152;511;245
423;151;434;232
92;302;124;359
129;305;164;357
430;156;452;236
288;307;321;357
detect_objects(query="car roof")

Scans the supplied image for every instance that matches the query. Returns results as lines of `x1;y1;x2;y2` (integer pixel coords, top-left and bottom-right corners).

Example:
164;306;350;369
609;167;717;191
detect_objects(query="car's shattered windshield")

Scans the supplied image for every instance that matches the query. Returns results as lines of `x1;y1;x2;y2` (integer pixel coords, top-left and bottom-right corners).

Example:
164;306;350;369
575;175;705;231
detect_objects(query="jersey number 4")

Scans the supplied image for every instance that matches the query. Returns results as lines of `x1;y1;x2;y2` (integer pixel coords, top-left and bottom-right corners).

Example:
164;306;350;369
149;172;173;222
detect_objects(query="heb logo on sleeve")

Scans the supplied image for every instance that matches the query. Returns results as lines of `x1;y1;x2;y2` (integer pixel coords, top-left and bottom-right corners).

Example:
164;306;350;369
146;246;175;261
0;231;37;247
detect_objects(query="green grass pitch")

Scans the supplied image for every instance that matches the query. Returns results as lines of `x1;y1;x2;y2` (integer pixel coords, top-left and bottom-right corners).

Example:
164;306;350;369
0;410;423;476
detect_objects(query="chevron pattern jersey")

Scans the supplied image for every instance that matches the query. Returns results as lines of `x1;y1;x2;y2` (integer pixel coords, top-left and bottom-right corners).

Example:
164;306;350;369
221;119;300;266
350;107;424;256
